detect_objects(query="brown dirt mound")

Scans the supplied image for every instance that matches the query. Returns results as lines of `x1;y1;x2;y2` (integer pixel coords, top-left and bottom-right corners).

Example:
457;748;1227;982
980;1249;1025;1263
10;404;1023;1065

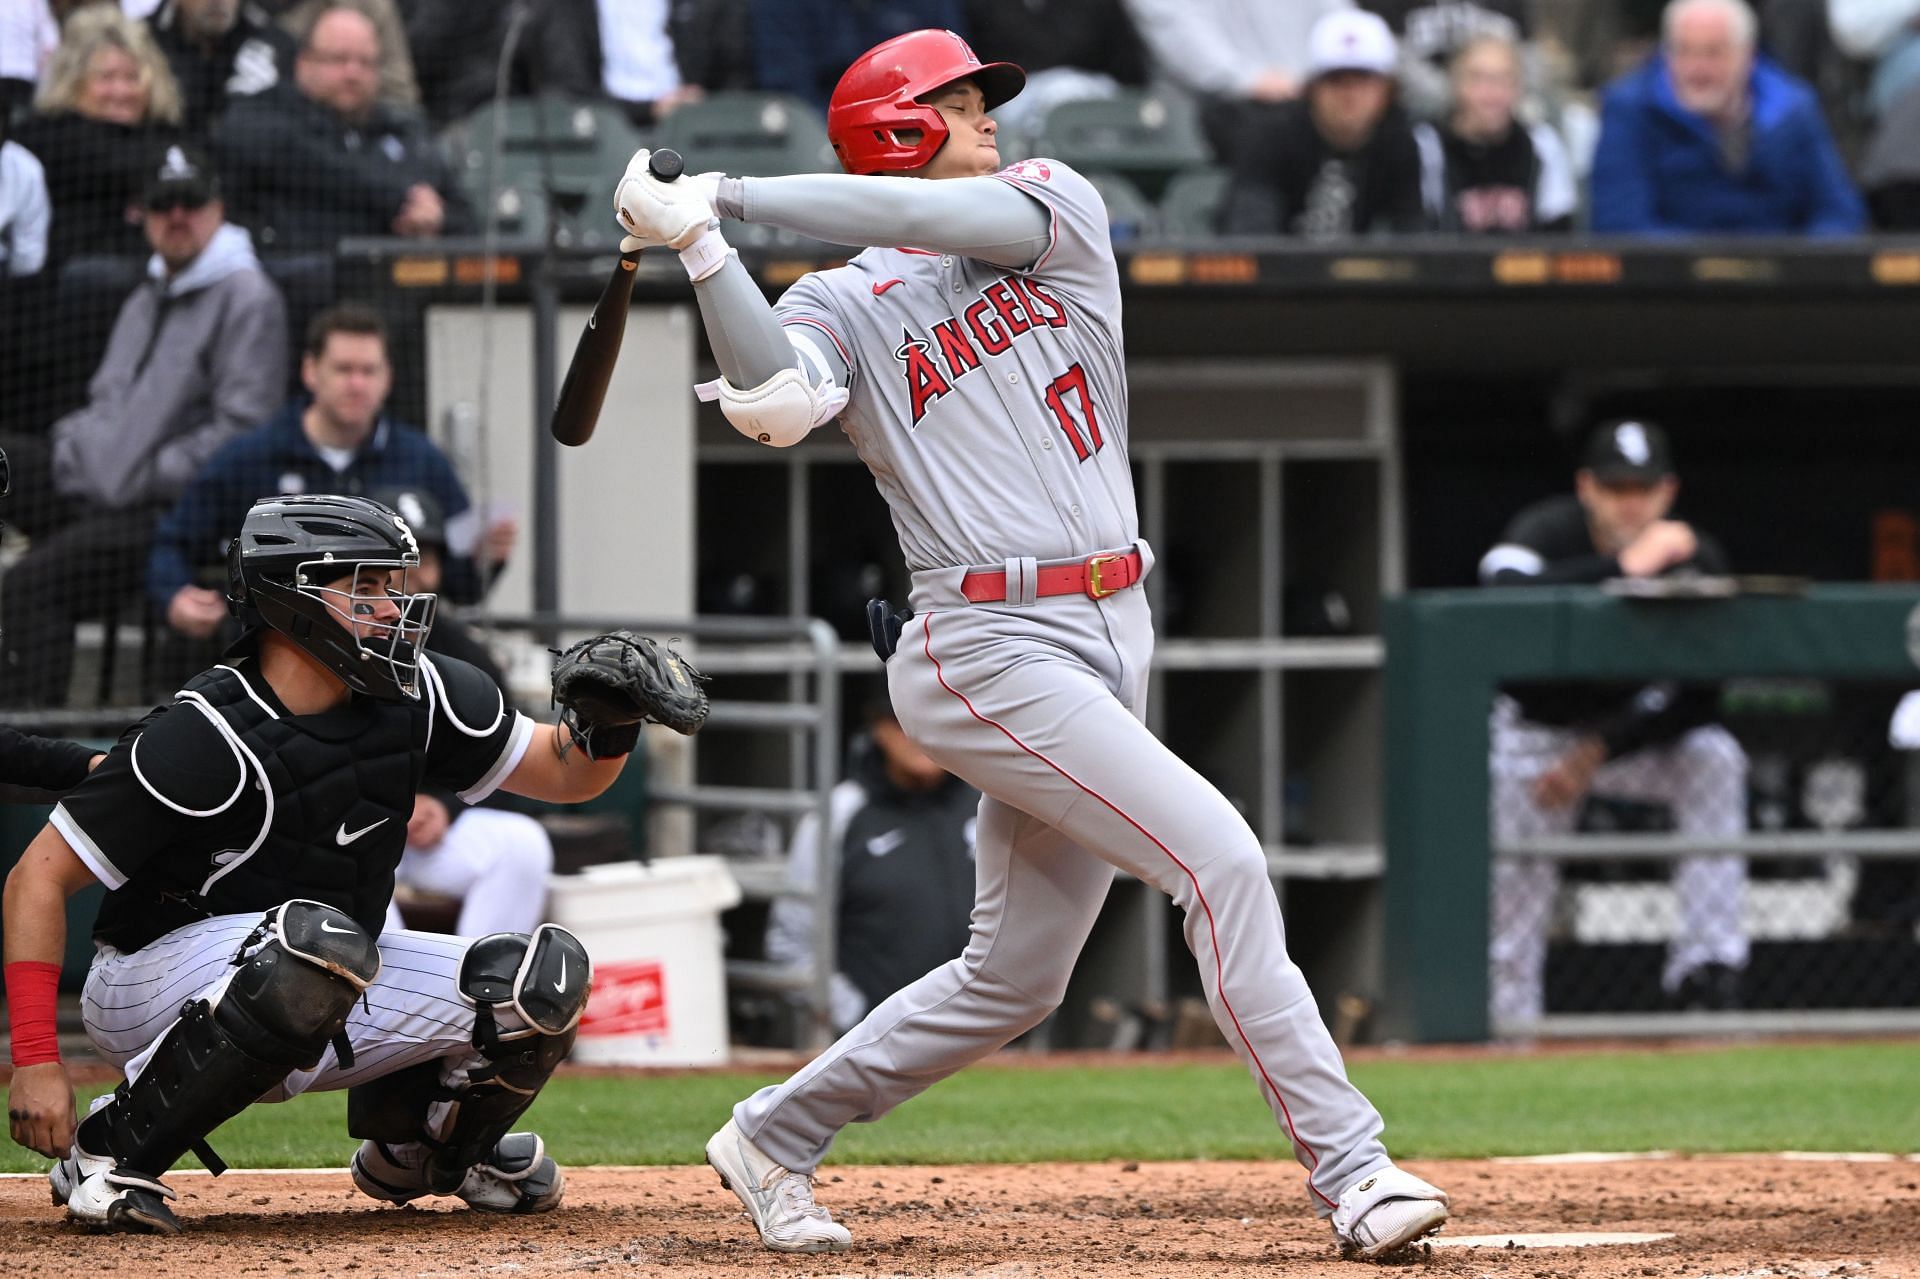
5;1156;1917;1278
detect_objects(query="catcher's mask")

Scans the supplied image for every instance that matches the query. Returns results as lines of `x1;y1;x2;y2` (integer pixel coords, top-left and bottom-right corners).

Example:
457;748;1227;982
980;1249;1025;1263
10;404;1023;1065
226;494;437;701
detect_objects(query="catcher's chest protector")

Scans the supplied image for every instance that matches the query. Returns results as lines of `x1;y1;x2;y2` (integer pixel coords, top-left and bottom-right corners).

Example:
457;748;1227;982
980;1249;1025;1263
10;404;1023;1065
180;665;424;935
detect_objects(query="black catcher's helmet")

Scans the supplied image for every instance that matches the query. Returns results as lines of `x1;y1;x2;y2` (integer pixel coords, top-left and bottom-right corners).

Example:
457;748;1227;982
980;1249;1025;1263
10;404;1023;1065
226;494;437;700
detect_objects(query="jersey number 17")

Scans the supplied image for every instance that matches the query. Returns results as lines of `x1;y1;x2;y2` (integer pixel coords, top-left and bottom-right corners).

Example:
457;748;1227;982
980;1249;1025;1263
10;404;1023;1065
1044;364;1104;462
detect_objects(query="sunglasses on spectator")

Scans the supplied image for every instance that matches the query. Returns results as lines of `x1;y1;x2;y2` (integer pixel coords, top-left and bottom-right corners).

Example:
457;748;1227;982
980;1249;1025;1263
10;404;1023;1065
147;193;211;213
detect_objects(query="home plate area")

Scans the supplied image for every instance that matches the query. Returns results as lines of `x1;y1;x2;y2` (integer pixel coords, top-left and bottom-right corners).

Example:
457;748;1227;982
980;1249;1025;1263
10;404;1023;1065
1;1155;1914;1278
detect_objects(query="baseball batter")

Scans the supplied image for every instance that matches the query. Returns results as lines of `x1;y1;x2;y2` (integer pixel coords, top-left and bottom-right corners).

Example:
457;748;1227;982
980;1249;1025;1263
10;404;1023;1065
613;29;1449;1259
2;494;694;1234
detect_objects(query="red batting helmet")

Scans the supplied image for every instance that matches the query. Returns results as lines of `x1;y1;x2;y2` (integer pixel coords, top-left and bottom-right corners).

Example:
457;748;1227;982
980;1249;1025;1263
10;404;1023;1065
826;29;1025;175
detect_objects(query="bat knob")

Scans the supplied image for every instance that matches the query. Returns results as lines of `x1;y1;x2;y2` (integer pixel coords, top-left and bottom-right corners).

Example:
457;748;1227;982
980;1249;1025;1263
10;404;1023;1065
649;148;684;182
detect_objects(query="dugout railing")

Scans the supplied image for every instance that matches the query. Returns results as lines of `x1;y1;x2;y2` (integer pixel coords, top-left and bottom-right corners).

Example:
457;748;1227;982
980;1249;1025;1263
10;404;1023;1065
1382;585;1920;1043
476;612;846;1050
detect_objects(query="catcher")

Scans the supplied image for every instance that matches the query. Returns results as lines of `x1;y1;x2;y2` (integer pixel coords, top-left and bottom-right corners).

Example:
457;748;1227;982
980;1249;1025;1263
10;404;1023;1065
3;493;706;1234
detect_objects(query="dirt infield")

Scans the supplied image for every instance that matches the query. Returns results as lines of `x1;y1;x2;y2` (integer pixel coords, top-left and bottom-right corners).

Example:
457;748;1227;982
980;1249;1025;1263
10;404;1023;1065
4;1155;1917;1278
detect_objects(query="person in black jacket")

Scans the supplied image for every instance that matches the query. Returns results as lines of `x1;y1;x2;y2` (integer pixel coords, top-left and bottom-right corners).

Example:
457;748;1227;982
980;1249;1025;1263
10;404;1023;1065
146;0;295;134
962;0;1147;136
1478;419;1750;1027
210;4;472;249
15;6;184;265
1413;34;1576;233
765;697;980;1037
401;0;600;129
1220;9;1426;237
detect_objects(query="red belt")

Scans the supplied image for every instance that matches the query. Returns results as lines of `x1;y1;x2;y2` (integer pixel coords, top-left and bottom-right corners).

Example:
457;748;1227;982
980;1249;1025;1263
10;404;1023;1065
959;549;1143;604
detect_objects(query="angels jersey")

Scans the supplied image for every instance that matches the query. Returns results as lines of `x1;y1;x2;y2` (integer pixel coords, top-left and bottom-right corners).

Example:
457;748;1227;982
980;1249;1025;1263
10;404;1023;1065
772;158;1135;572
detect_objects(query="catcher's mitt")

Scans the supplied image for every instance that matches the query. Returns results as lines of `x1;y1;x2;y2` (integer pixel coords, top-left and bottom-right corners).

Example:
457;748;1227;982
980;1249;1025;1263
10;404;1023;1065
551;630;709;759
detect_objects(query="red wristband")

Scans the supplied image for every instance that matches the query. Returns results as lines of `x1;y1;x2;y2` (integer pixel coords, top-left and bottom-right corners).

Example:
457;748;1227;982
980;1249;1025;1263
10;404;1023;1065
5;960;62;1067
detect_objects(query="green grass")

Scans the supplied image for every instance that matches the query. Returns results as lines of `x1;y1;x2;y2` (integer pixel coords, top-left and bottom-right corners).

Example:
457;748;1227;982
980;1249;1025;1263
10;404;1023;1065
5;1041;1915;1173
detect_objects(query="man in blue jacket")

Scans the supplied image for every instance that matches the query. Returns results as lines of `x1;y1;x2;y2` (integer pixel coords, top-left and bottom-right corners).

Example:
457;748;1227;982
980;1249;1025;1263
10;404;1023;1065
148;302;515;645
1590;0;1864;235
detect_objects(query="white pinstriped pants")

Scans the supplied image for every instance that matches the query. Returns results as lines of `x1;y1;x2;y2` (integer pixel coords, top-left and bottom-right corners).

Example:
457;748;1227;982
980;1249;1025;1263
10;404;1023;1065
1488;696;1750;1026
83;914;495;1102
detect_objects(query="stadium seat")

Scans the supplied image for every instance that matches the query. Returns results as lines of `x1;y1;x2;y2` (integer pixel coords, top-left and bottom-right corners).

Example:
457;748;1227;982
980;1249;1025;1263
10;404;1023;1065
1030;92;1210;200
477;183;548;244
1083;171;1160;243
653;91;836;176
1158;167;1230;238
448;97;647;251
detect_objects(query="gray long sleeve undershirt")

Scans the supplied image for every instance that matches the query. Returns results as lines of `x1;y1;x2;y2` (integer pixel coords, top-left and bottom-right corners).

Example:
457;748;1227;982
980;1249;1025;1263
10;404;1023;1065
698;172;1052;389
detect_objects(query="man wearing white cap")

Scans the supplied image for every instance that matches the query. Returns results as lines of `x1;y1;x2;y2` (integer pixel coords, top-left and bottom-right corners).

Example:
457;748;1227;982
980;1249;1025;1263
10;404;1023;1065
1221;9;1426;237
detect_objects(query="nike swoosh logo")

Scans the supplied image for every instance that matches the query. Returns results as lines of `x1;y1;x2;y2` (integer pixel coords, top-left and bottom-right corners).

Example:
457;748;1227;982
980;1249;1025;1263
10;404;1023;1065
556;954;570;994
336;818;389;845
871;278;904;296
319;919;355;934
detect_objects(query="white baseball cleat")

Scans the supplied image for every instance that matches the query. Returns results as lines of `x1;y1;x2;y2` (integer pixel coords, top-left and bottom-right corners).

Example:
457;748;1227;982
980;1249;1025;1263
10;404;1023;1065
50;1140;182;1235
705;1118;852;1253
1331;1165;1450;1259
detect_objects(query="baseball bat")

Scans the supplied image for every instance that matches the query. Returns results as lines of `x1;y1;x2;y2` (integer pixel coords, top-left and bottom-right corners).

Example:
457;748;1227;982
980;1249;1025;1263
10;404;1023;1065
547;148;685;447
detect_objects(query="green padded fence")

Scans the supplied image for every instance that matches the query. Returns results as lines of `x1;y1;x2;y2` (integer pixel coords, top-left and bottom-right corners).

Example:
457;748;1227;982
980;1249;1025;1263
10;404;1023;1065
1382;585;1920;1042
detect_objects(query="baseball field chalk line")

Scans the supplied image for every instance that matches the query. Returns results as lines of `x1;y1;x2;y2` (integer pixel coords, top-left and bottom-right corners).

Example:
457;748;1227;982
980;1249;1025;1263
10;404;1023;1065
1432;1232;1677;1248
5;1153;1919;1179
1492;1151;1920;1165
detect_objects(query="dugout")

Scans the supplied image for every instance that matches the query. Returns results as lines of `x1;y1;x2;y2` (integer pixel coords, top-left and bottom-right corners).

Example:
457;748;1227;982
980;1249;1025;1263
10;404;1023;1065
348;236;1920;1044
7;238;1920;1048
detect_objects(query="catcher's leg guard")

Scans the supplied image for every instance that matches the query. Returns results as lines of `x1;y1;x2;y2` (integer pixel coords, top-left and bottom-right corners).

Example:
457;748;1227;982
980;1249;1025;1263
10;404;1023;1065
62;902;378;1230
348;924;589;1211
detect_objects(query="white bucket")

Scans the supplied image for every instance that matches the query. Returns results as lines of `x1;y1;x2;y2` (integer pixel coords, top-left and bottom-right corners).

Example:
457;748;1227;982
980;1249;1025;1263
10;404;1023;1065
545;855;743;1066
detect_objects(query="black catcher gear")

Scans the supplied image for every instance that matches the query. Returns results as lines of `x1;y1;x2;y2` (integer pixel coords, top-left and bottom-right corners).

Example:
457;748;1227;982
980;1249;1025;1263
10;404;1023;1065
226;494;437;701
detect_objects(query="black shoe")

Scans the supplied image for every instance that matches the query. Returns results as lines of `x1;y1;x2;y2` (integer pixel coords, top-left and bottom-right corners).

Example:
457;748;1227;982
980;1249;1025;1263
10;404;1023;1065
1673;962;1742;1011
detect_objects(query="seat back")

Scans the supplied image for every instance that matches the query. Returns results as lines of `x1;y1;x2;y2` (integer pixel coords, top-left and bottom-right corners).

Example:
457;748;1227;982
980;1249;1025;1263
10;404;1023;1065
1031;91;1210;200
654;92;836;176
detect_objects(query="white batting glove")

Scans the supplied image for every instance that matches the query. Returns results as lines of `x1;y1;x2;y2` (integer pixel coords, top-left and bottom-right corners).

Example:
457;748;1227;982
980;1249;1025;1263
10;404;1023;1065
613;148;723;250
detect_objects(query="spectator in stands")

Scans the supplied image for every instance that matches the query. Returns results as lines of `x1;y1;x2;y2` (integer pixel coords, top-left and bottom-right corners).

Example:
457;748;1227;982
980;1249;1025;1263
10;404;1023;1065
0;139;51;276
1829;0;1920;114
1;0;61;117
1220;10;1427;238
212;4;472;248
373;487;554;939
1589;0;1865;234
1415;34;1577;231
401;0;599;128
149;303;514;644
1530;1;1652;93
1860;79;1920;226
258;0;417;111
14;6;184;264
1757;0;1837;84
963;0;1149;138
766;698;980;1037
1480;419;1751;1025
0;143;284;707
1124;0;1352;159
582;0;755;128
750;0;968;112
1362;0;1544;120
147;0;296;134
